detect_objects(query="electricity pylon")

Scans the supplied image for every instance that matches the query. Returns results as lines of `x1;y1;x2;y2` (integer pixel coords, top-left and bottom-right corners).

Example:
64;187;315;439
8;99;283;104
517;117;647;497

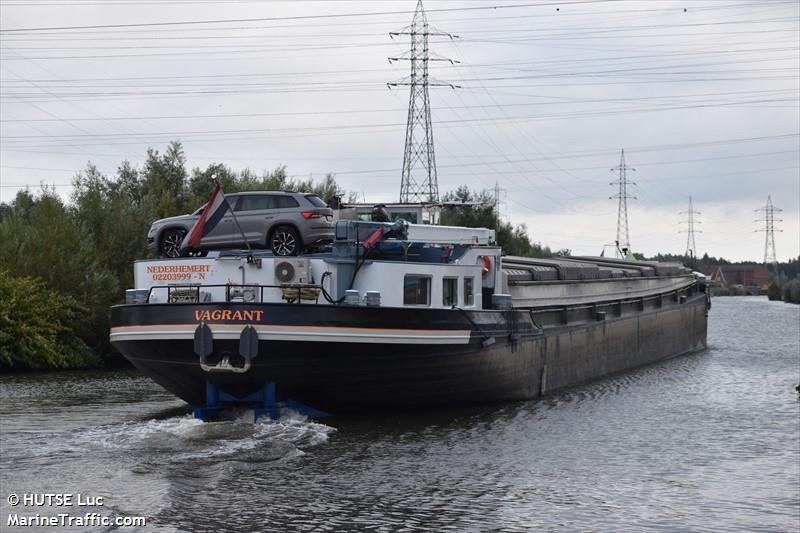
755;195;782;265
493;181;507;228
388;0;458;204
679;196;702;260
609;149;636;258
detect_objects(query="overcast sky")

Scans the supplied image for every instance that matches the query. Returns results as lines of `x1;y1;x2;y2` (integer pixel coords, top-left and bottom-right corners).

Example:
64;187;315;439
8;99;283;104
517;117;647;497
1;0;797;261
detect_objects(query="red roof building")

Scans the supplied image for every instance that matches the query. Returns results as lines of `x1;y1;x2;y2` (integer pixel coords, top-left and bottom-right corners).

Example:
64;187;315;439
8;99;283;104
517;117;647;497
703;265;771;288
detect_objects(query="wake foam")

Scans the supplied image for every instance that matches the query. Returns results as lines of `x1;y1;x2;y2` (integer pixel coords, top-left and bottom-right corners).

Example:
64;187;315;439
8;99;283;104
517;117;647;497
26;408;335;465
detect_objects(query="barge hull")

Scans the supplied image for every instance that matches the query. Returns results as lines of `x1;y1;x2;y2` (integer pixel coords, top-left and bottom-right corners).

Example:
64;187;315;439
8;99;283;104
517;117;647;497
110;292;708;412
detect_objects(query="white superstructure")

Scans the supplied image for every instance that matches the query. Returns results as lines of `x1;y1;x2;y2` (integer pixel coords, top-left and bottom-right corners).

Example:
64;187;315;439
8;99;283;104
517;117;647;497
129;220;503;310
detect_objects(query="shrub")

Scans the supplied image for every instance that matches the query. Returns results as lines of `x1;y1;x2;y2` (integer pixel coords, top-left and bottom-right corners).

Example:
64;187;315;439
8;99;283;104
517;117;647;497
767;280;782;301
0;190;119;355
0;272;98;370
782;279;800;304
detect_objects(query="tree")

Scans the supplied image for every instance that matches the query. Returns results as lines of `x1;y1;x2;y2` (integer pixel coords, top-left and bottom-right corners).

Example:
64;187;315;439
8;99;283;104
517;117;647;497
71;163;151;291
0;189;118;355
311;173;346;204
115;160;145;207
440;186;552;258
0;272;97;369
142;141;189;219
188;163;238;207
782;277;800;304
767;280;782;301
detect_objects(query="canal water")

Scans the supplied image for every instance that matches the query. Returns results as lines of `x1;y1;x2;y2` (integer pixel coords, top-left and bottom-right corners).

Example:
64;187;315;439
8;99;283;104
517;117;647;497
1;297;798;532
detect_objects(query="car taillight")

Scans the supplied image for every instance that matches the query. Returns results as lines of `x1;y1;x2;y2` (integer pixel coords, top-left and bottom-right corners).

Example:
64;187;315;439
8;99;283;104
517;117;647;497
301;211;322;219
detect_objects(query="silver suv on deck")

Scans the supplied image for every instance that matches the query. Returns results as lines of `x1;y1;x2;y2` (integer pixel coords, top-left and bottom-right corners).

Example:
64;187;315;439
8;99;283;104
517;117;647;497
147;191;334;258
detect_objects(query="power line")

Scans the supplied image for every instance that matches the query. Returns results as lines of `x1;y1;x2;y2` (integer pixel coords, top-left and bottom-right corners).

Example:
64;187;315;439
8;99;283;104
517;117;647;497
0;2;606;33
2;2;795;34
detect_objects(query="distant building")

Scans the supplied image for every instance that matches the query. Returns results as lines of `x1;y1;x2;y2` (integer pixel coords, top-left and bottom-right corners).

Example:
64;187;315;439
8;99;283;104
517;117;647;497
703;265;771;288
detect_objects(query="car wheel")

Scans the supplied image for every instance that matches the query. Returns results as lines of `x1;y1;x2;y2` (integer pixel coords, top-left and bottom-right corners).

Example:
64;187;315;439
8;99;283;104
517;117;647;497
160;228;187;258
270;226;300;256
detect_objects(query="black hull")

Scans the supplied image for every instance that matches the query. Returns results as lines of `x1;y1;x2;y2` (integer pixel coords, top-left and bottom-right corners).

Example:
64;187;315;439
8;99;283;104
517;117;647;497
110;287;709;413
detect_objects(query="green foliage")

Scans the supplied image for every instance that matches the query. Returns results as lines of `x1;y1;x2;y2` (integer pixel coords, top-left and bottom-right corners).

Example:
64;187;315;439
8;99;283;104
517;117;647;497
777;257;800;280
781;278;800;304
646;252;800;281
71;164;151;295
711;285;751;296
766;280;782;301
440;186;553;258
0;189;119;356
187;165;347;208
699;252;732;266
143;143;189;219
0;202;12;221
0;271;97;370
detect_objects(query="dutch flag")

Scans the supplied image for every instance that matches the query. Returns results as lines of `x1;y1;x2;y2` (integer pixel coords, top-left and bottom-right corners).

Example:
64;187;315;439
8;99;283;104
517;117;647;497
180;180;229;251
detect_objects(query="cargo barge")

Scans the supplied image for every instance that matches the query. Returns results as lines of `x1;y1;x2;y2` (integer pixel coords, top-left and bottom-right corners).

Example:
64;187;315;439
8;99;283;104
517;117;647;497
110;219;709;418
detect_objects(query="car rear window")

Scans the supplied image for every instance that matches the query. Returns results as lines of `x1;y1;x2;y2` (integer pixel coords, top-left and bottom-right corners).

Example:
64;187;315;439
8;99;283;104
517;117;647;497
305;195;328;208
274;196;300;208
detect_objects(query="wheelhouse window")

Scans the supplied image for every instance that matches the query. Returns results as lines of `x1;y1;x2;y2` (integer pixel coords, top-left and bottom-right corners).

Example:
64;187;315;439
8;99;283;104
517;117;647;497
392;211;418;223
464;277;474;307
443;277;458;307
404;275;431;306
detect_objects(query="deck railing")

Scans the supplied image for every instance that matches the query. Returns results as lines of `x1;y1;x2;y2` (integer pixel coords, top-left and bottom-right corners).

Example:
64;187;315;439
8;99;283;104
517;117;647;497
130;283;325;305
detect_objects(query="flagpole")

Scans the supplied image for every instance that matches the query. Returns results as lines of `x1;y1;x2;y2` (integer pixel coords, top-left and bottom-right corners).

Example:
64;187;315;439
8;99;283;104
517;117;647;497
216;176;252;254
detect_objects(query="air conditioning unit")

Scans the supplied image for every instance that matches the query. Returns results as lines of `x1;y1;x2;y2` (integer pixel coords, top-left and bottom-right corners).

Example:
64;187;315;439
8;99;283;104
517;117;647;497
274;258;311;285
